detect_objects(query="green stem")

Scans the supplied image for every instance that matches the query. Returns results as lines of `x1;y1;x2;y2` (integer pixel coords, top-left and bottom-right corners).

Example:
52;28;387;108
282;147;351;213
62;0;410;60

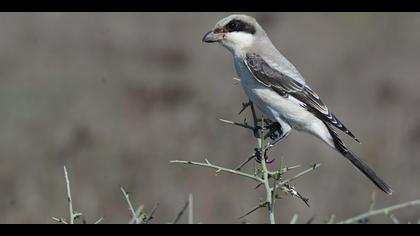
338;199;420;224
170;160;264;183
63;166;75;224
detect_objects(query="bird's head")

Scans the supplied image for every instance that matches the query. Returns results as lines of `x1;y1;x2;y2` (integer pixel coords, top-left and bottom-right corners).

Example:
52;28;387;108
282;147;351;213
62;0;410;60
202;15;266;54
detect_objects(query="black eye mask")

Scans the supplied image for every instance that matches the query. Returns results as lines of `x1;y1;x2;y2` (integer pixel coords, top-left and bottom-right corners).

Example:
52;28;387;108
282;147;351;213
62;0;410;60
224;19;256;35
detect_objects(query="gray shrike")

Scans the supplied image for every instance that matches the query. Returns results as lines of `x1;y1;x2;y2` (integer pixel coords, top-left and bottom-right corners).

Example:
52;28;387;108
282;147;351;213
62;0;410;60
202;14;392;194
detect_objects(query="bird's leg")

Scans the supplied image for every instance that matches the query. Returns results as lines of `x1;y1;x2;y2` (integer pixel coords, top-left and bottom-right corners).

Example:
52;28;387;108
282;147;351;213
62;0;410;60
254;149;275;164
252;116;280;164
254;148;264;163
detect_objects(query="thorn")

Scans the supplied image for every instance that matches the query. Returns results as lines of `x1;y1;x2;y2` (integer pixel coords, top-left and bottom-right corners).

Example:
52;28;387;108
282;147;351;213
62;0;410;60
238;101;251;115
306;216;315;224
235;154;256;171
94;217;104;224
238;202;267;220
255;183;263;189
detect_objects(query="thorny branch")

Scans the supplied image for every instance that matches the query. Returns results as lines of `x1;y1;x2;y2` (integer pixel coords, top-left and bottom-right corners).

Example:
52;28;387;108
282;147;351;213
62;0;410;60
53;166;197;224
171;100;321;223
121;187;160;224
52;166;101;224
338;196;420;224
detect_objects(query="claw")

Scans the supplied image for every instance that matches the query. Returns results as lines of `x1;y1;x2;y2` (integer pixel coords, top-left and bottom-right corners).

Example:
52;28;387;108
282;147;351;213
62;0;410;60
254;148;275;164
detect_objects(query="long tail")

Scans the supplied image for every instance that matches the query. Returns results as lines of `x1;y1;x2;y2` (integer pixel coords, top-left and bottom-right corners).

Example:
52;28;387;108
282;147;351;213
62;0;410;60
344;150;393;195
325;123;393;195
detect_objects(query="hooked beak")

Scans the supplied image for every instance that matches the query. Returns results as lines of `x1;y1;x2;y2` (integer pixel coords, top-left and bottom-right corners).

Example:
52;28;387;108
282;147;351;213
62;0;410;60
202;30;224;43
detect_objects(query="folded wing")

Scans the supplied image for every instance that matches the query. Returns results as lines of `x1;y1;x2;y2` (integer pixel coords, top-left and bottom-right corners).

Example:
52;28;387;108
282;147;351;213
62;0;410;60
245;53;360;143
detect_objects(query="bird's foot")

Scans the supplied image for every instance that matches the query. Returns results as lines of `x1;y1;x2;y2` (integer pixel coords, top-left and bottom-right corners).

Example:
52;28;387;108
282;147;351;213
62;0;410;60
254;148;275;164
264;121;283;141
269;132;288;146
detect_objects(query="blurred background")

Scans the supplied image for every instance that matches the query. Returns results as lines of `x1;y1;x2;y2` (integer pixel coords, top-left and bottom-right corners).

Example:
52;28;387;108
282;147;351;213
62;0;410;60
0;12;419;224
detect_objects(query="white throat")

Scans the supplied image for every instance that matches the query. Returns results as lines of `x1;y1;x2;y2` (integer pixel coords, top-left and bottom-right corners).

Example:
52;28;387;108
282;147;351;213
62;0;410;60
221;32;254;56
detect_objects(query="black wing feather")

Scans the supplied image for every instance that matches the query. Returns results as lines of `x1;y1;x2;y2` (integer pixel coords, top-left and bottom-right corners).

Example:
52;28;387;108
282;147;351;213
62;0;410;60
245;53;360;143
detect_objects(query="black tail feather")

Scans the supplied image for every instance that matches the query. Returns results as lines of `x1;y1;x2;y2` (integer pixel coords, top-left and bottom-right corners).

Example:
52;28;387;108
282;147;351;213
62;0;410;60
344;150;393;195
324;122;393;195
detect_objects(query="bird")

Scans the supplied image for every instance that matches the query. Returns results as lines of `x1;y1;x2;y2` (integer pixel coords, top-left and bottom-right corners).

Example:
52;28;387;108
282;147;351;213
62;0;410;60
202;14;392;195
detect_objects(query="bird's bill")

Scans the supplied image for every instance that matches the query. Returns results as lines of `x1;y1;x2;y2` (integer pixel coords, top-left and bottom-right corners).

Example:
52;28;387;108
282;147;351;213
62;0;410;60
202;30;224;43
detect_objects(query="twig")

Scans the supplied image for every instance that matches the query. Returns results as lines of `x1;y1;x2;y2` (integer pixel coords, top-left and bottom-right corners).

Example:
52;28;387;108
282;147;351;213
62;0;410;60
63;166;78;224
338;199;420;224
128;205;144;224
235;154;256;171
280;185;310;207
290;214;299;224
250;101;260;138
276;163;321;188
281;165;302;173
261;142;275;224
257;115;276;224
249;101;258;125
188;193;194;224
218;118;254;131
238;101;252;115
369;191;376;211
144;203;159;224
238;202;268;220
170;160;264;183
172;201;189;224
121;187;141;224
53;166;103;224
94;217;104;224
52;217;68;224
306;216;315;224
325;214;336;224
388;213;400;224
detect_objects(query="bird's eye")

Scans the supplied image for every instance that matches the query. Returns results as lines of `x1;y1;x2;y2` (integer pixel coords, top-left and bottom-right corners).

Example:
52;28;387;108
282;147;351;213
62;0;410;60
226;20;241;31
228;22;238;29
